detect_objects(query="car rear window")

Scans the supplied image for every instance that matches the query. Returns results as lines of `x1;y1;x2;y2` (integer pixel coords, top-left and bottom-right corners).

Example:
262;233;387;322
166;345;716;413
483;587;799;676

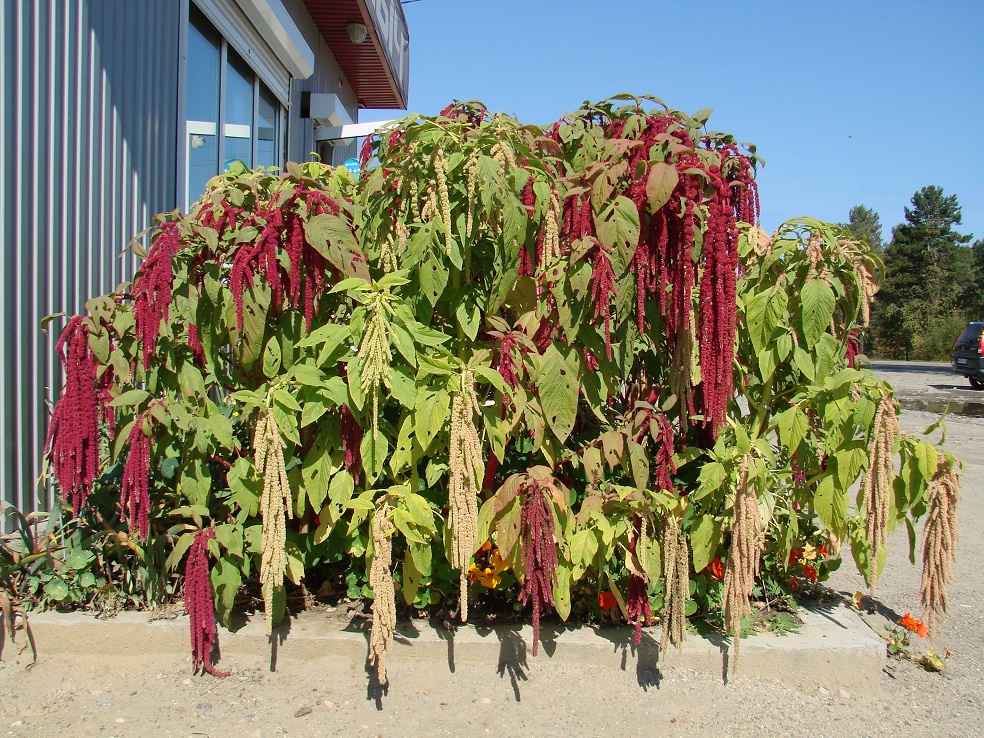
957;323;984;343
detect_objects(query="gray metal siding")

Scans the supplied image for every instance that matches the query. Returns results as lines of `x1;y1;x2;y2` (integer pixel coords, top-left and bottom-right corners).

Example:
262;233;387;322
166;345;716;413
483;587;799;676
280;0;360;165
1;0;181;517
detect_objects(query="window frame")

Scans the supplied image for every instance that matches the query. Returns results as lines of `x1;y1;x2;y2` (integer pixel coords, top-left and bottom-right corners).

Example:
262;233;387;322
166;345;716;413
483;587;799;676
179;1;289;212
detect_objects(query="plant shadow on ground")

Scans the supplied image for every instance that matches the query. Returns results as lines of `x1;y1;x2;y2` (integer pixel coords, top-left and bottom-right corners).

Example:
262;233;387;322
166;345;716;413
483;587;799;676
591;626;663;691
336;614;665;707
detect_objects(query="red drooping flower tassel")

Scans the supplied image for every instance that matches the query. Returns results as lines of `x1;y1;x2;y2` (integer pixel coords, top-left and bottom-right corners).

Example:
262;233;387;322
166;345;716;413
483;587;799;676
44;317;112;513
652;414;677;494
187;323;205;366
696;167;740;438
133;223;181;370
119;412;154;538
185;527;230;678
846;332;860;368
518;480;558;656
590;249;617;361
495;333;521;390
340;404;364;484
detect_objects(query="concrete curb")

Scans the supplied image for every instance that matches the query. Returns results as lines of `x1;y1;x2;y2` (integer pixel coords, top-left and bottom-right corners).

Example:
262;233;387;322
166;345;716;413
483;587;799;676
20;602;884;696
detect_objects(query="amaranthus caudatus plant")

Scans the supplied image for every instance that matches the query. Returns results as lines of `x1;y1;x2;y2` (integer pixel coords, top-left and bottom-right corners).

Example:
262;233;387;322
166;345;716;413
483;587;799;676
41;95;959;680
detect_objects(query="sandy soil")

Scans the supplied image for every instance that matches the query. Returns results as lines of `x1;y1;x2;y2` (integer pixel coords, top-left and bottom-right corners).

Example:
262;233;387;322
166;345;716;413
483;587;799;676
1;361;981;737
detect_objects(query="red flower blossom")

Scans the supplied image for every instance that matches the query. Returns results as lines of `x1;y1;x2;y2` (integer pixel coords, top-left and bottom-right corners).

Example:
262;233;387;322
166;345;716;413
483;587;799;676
899;612;929;638
599;591;617;610
185;528;230;677
707;555;724;581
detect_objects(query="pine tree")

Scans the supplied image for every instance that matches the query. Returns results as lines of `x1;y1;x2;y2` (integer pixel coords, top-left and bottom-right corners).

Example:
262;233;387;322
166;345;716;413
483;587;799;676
872;186;975;358
842;205;884;254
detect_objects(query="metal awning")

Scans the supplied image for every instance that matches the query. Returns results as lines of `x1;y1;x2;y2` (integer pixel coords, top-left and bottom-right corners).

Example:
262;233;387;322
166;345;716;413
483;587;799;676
302;0;409;109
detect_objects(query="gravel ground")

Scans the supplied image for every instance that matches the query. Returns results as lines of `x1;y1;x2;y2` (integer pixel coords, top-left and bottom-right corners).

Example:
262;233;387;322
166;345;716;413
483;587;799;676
1;361;981;737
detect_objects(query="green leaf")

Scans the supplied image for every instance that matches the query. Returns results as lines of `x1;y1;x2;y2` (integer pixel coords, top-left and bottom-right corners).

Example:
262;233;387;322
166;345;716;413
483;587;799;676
347;356;365;411
419;254;449;306
554;561;573;621
455;298;481;341
595;196;640;273
214;524;244;561
744;291;771;355
179;363;207;399
328;470;355;506
161;456;180;480
628;442;650;490
472;365;509;396
300;397;330;428
328;277;371;295
109;389;151;408
302;447;334;512
793;346;815;381
44;578;70;602
800;279;836;349
404;321;451;347
228;457;260;517
263;337;283;378
290;363;325;387
390;365;417;409
834;445;867;492
273;388;301;412
693;461;726;501
402;551;423;605
537;343;579;443
646;162;679;212
389;321;416;367
814;474;847;536
776;406;809;454
690;515;721;573
297;322;350;352
165;532;196;571
360;430;389;484
912;440;937;482
210;556;242;628
402;492;434;530
65;549;94;570
208;412;234;450
569;529;599;579
414;389;450;450
304;213;369;280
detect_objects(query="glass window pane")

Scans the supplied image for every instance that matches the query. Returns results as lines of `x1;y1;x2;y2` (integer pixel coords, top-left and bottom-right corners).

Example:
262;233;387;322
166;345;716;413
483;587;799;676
257;83;280;169
224;50;253;169
186;9;221;207
186;8;220;124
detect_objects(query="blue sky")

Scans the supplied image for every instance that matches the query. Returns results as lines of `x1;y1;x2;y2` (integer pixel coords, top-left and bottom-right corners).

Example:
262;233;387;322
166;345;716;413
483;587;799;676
366;0;983;244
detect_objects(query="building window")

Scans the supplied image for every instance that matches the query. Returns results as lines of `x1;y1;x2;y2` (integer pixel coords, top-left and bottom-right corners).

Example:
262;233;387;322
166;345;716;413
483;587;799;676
185;6;285;211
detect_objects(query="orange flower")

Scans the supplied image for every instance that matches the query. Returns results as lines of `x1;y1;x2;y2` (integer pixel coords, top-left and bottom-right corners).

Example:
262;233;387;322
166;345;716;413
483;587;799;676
915;620;929;639
707;555;724;581
599;591;617;609
803;565;818;584
899;613;919;632
489;550;509;574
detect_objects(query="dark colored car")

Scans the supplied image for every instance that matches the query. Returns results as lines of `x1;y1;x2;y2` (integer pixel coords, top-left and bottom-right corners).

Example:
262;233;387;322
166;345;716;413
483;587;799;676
951;321;984;389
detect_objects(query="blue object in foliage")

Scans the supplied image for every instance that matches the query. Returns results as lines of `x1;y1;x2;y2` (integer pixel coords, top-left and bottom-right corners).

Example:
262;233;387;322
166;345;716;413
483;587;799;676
343;158;361;177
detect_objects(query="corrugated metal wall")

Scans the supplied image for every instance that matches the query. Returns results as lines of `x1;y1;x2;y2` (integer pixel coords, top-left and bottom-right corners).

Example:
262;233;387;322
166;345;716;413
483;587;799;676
0;0;181;517
1;0;379;521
